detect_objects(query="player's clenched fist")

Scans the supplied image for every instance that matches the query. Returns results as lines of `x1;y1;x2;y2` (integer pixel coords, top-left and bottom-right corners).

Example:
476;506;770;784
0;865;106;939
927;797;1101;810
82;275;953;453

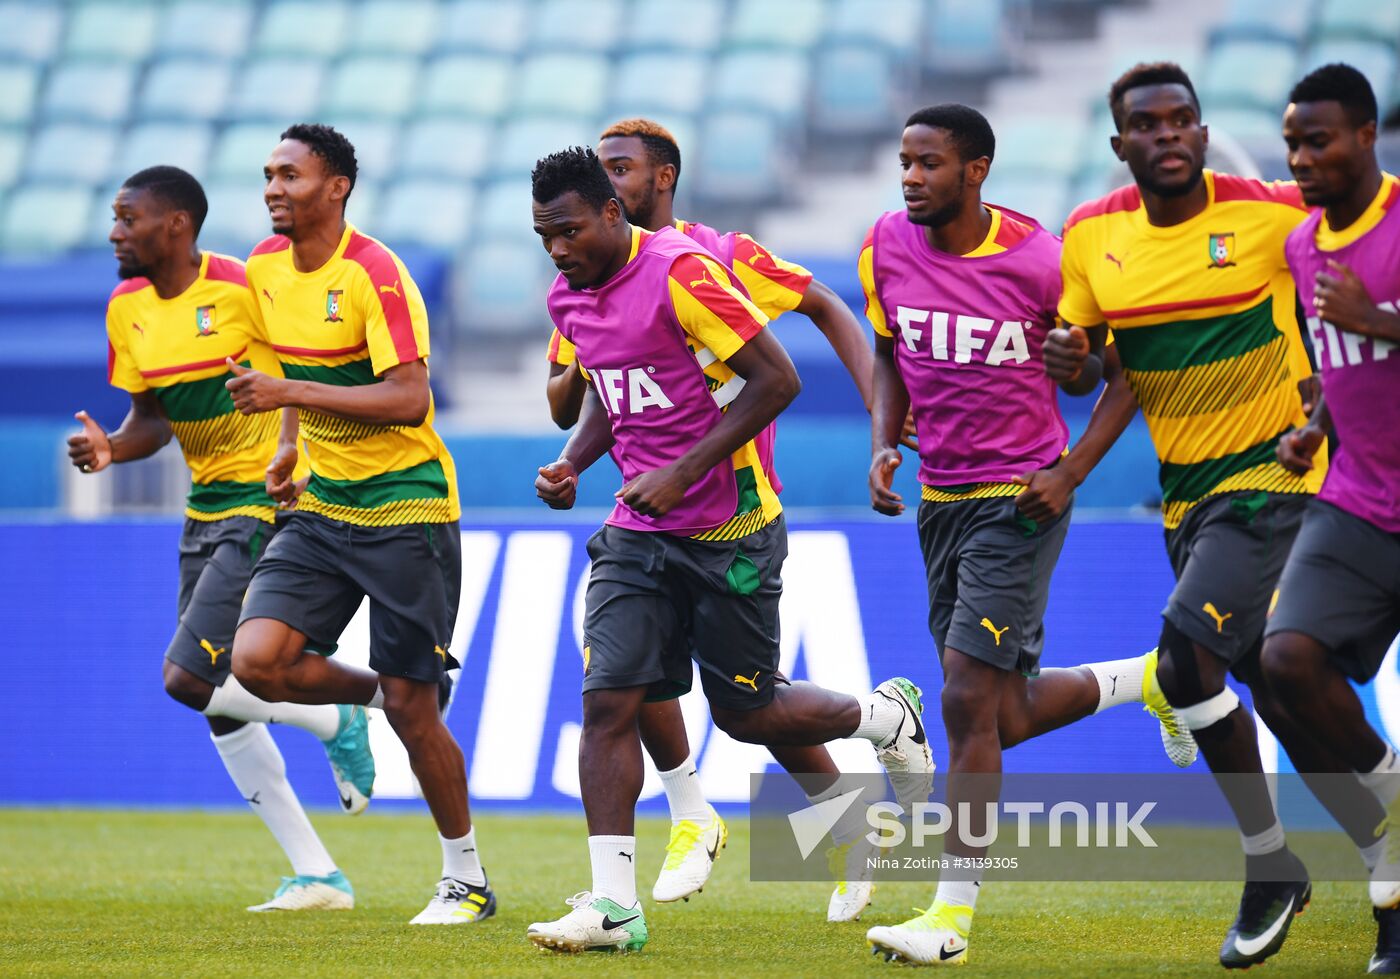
869;447;904;516
616;464;689;518
225;358;286;414
67;410;112;473
1042;325;1089;383
536;459;578;510
1277;425;1325;475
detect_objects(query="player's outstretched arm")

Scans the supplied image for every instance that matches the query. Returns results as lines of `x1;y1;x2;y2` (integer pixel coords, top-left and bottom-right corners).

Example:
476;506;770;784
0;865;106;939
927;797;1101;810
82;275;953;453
67;392;171;473
226;357;431;427
869;333;909;516
795;280;875;411
546;360;588;429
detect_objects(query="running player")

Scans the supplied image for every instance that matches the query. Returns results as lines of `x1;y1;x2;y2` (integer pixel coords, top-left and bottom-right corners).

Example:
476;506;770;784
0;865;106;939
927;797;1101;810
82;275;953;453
524;147;933;954
858;104;1194;967
546;118;883;918
67;165;371;912
1261;62;1400;974
1048;63;1386;969
223;125;492;926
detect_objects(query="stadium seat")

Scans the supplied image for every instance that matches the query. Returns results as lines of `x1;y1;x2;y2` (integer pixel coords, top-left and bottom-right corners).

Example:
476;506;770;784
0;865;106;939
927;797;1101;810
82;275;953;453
981;173;1069;231
1206;106;1286;145
1210;0;1312;45
996;116;1087;178
0;62;41;126
0;2;64;61
728;0;827;49
200;180;273;255
1200;39;1299;111
1317;0;1400;44
377;180;475;249
436;0;531;55
710;51;810;124
624;0;724;53
39;60;136;125
154;1;254;59
401;119;493;182
418;54;513;119
455;239;555;334
609;53;708;116
110;122;214;184
513;54;610;118
925;0;1011;78
493;116;596;179
319;119;400;181
1301;40;1400;114
24;123;119;186
473;179;538;242
348;0;439;56
137;58;232;122
64;2;158;60
0;184;94;253
692;111;783;206
824;0;922;59
0;128;24;187
229;58;326;121
343;180;381;231
321;57;420;119
252;0;352;59
209;122;285;181
529;0;623;53
811;44;901;136
1100;46;1202;93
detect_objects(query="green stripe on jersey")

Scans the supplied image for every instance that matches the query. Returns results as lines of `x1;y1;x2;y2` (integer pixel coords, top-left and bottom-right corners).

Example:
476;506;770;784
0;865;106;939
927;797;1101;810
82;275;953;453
187;479;273;513
1158;432;1286;504
305;458;449;508
153;366;247;422
281;358;377;387
1111;299;1280;373
734;465;760;516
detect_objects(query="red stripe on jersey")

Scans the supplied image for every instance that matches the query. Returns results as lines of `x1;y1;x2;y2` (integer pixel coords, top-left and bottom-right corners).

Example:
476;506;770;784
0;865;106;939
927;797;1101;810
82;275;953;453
107;338;116;383
1212;173;1304;208
204;254;248;287
1384;181;1400;213
109;277;150;299
270;340;369;357
1101;283;1267;320
249;235;291;257
1063;185;1142;233
992;208;1036;249
343;232;420;363
669;253;763;341
861;225;875;251
546;329;563;363
729;235;812;293
139;345;248;378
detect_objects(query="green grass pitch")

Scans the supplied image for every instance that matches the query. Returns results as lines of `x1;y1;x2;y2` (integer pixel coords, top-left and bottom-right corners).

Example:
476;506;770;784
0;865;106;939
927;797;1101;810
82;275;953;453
0;808;1378;976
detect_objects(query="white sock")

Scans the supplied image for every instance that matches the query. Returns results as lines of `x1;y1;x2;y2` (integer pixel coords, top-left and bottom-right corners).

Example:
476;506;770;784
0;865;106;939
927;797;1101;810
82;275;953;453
1240;820;1287;856
807;778;868;846
658;755;710;823
1362;836;1387;873
934;877;981;911
441;829;486;886
851;691;904;745
1361;747;1400;809
367;683;385;710
588;835;638;907
204;675;341;740
212;723;337;878
1085;653;1148;713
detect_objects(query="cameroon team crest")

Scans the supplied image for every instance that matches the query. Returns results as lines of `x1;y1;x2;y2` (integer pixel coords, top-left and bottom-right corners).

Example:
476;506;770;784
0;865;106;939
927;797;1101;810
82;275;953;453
194;305;217;336
1207;232;1236;268
325;289;344;322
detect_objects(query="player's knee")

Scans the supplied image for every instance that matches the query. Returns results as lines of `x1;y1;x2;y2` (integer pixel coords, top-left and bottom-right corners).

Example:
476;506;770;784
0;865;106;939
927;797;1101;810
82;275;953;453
1173;686;1242;745
230;619;291;697
581;688;642;736
161;660;213;711
1154;620;1207;707
710;706;767;744
1259;633;1322;700
941;681;994;733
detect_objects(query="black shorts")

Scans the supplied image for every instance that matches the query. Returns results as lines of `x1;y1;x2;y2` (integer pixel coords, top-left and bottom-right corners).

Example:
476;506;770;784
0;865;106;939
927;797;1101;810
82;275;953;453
239;512;462;683
916;494;1071;675
165;516;275;685
1163;491;1306;670
581;515;787;712
1266;499;1400;683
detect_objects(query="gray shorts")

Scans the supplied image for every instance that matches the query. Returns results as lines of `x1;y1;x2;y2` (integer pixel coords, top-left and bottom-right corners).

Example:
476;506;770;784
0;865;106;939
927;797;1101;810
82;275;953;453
1163;491;1306;667
1266;499;1400;682
916;495;1071;675
165;516;275;685
239;512;462;683
581;515;787;712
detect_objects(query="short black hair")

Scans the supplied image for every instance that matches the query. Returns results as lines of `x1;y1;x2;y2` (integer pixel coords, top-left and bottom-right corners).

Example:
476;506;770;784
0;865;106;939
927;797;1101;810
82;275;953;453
905;104;995;163
121;165;208;234
1109;62;1200;129
600;119;683;188
280;123;357;202
1290;62;1378;127
531;146;617;211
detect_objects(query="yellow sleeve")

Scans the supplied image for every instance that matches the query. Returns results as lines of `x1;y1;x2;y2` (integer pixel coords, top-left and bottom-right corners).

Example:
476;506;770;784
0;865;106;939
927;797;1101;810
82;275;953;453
857;227;889;337
1056;226;1105;327
666;252;768;361
105;297;147;392
727;233;813;320
547;328;577;365
358;255;430;375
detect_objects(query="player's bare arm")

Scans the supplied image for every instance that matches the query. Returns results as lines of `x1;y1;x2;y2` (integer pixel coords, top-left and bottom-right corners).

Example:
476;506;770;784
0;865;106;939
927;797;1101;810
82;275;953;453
264;407;303;506
1316;259;1400;342
795;279;875;410
67;391;171;473
617;328;799;518
1043;321;1108;395
538;387;615;509
545;359;588;429
1277;393;1332;475
868;333;909;516
226;357;431;427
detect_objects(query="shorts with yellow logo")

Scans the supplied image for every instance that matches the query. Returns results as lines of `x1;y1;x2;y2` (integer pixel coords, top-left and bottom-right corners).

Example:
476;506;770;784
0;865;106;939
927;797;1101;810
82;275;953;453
239;512;462;683
581;515;786;712
1265;499;1400;683
166;516;275;685
916;494;1072;675
1163;491;1305;669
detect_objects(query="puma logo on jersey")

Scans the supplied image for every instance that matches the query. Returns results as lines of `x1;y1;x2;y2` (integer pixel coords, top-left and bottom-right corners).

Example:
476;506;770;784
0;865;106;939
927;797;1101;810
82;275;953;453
130;322;145;337
199;638;226;666
689;268;716;290
1105;252;1124;271
592;367;675;415
895;306;1032;366
747;251;764;266
261;288;275;307
379;281;402;298
1203;602;1233;633
734;671;761;691
980;618;1010;646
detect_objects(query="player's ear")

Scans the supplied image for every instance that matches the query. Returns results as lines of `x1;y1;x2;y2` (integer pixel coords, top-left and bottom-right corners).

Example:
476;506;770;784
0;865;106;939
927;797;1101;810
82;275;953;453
657;163;677;194
1110;133;1125;162
327;175;351;208
167;209;190;237
1359;119;1378;151
604;197;622;225
965;156;990;189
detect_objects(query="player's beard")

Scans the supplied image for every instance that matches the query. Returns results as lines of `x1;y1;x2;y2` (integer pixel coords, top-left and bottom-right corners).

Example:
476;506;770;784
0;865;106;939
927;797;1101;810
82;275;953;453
116;259;152;280
621;185;658;230
1139;165;1204;199
906;191;963;229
